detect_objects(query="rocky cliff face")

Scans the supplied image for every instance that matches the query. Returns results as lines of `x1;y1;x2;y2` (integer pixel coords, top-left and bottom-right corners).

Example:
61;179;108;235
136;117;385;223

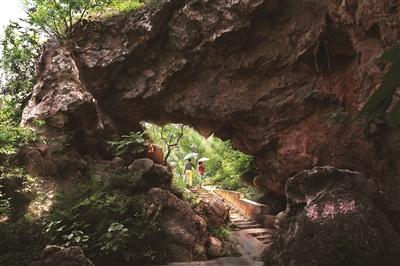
22;0;400;228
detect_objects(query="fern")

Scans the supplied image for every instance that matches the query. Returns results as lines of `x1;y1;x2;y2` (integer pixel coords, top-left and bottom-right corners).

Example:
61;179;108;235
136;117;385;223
358;42;400;127
108;132;147;157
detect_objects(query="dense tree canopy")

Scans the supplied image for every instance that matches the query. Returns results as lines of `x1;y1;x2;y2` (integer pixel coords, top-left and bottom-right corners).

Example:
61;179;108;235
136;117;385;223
0;21;40;122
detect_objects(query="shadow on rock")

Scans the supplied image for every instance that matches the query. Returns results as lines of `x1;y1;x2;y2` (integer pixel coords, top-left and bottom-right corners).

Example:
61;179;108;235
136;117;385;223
264;166;400;266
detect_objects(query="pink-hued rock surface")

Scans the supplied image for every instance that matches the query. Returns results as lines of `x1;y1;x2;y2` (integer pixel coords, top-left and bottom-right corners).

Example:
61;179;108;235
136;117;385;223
22;0;400;230
264;166;400;266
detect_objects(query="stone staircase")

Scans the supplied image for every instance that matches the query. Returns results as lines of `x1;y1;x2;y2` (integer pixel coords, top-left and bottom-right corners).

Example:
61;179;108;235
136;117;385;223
165;187;275;266
191;186;275;252
229;206;275;246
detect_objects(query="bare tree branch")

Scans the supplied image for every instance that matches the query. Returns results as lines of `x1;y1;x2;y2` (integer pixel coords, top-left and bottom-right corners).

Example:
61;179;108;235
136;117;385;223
164;125;185;161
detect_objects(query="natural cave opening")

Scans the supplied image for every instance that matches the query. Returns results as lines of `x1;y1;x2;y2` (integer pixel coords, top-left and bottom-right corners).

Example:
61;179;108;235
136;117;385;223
11;0;400;265
143;122;262;201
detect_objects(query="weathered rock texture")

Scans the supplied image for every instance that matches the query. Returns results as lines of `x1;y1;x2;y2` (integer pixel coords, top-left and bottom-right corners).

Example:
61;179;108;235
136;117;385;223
22;0;400;228
264;166;400;266
143;188;209;262
128;158;173;190
30;245;94;266
195;196;230;229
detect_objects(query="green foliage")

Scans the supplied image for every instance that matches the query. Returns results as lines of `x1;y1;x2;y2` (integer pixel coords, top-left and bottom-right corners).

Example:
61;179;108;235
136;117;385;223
0;108;40;219
0;21;40;121
145;123;185;161
99;222;129;254
63;229;90;248
358;42;400;127
0;168;37;219
207;139;252;191
24;0;156;40
24;0;112;39
99;0;145;17
146;123;253;191
237;186;262;202
43;178;167;264
0;122;40;158
210;226;231;241
0;217;46;266
108;131;147;157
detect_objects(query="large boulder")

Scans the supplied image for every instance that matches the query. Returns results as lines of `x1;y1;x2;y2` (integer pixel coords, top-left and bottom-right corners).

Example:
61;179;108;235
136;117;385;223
143;188;209;262
128;158;173;190
20;142;88;179
207;236;223;258
30;245;94;266
146;144;165;165
194;197;230;229
264;166;400;266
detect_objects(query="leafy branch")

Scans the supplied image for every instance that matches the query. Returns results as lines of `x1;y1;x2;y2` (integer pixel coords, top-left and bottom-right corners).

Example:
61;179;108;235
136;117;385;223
160;125;185;162
108;132;147;157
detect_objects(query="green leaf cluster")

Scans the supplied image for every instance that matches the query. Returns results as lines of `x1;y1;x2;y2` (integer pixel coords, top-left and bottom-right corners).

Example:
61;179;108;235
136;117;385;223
358;43;400;127
0;106;40;220
24;0;112;39
43;178;168;264
23;0;153;40
145;123;254;192
108;131;147;157
0;123;39;158
0;21;40;121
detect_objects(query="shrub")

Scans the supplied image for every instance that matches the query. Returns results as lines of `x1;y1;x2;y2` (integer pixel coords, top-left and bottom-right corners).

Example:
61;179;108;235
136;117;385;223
43;178;168;265
210;226;231;241
108;131;147;157
0;217;46;266
0;115;40;220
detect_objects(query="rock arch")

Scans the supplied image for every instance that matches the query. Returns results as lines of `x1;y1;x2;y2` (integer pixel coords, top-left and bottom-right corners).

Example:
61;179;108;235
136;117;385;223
22;0;400;226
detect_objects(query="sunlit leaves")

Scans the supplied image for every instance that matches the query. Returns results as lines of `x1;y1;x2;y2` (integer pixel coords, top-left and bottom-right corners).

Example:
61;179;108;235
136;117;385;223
0;21;40;121
24;0;112;39
23;0;147;40
145;123;252;190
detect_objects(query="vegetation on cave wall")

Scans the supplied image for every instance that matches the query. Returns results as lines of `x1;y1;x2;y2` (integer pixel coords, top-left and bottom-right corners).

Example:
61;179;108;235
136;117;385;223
0;132;169;265
41;168;169;265
23;0;160;40
1;0;398;264
0;1;167;265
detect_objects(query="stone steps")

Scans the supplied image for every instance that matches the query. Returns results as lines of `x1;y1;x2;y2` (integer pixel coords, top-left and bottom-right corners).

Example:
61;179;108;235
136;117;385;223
247;228;274;237
235;223;263;230
189;186;275;255
235;221;259;226
256;235;273;242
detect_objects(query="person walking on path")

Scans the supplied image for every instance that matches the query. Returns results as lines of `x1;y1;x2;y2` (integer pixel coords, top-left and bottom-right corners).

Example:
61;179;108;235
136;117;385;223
184;159;194;188
197;161;206;187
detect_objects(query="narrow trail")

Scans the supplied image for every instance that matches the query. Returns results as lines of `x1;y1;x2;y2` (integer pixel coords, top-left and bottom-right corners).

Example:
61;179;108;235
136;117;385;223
167;187;275;266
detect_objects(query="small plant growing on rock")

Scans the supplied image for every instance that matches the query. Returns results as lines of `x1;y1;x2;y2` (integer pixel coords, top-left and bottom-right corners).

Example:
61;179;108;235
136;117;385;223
210;226;231;241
